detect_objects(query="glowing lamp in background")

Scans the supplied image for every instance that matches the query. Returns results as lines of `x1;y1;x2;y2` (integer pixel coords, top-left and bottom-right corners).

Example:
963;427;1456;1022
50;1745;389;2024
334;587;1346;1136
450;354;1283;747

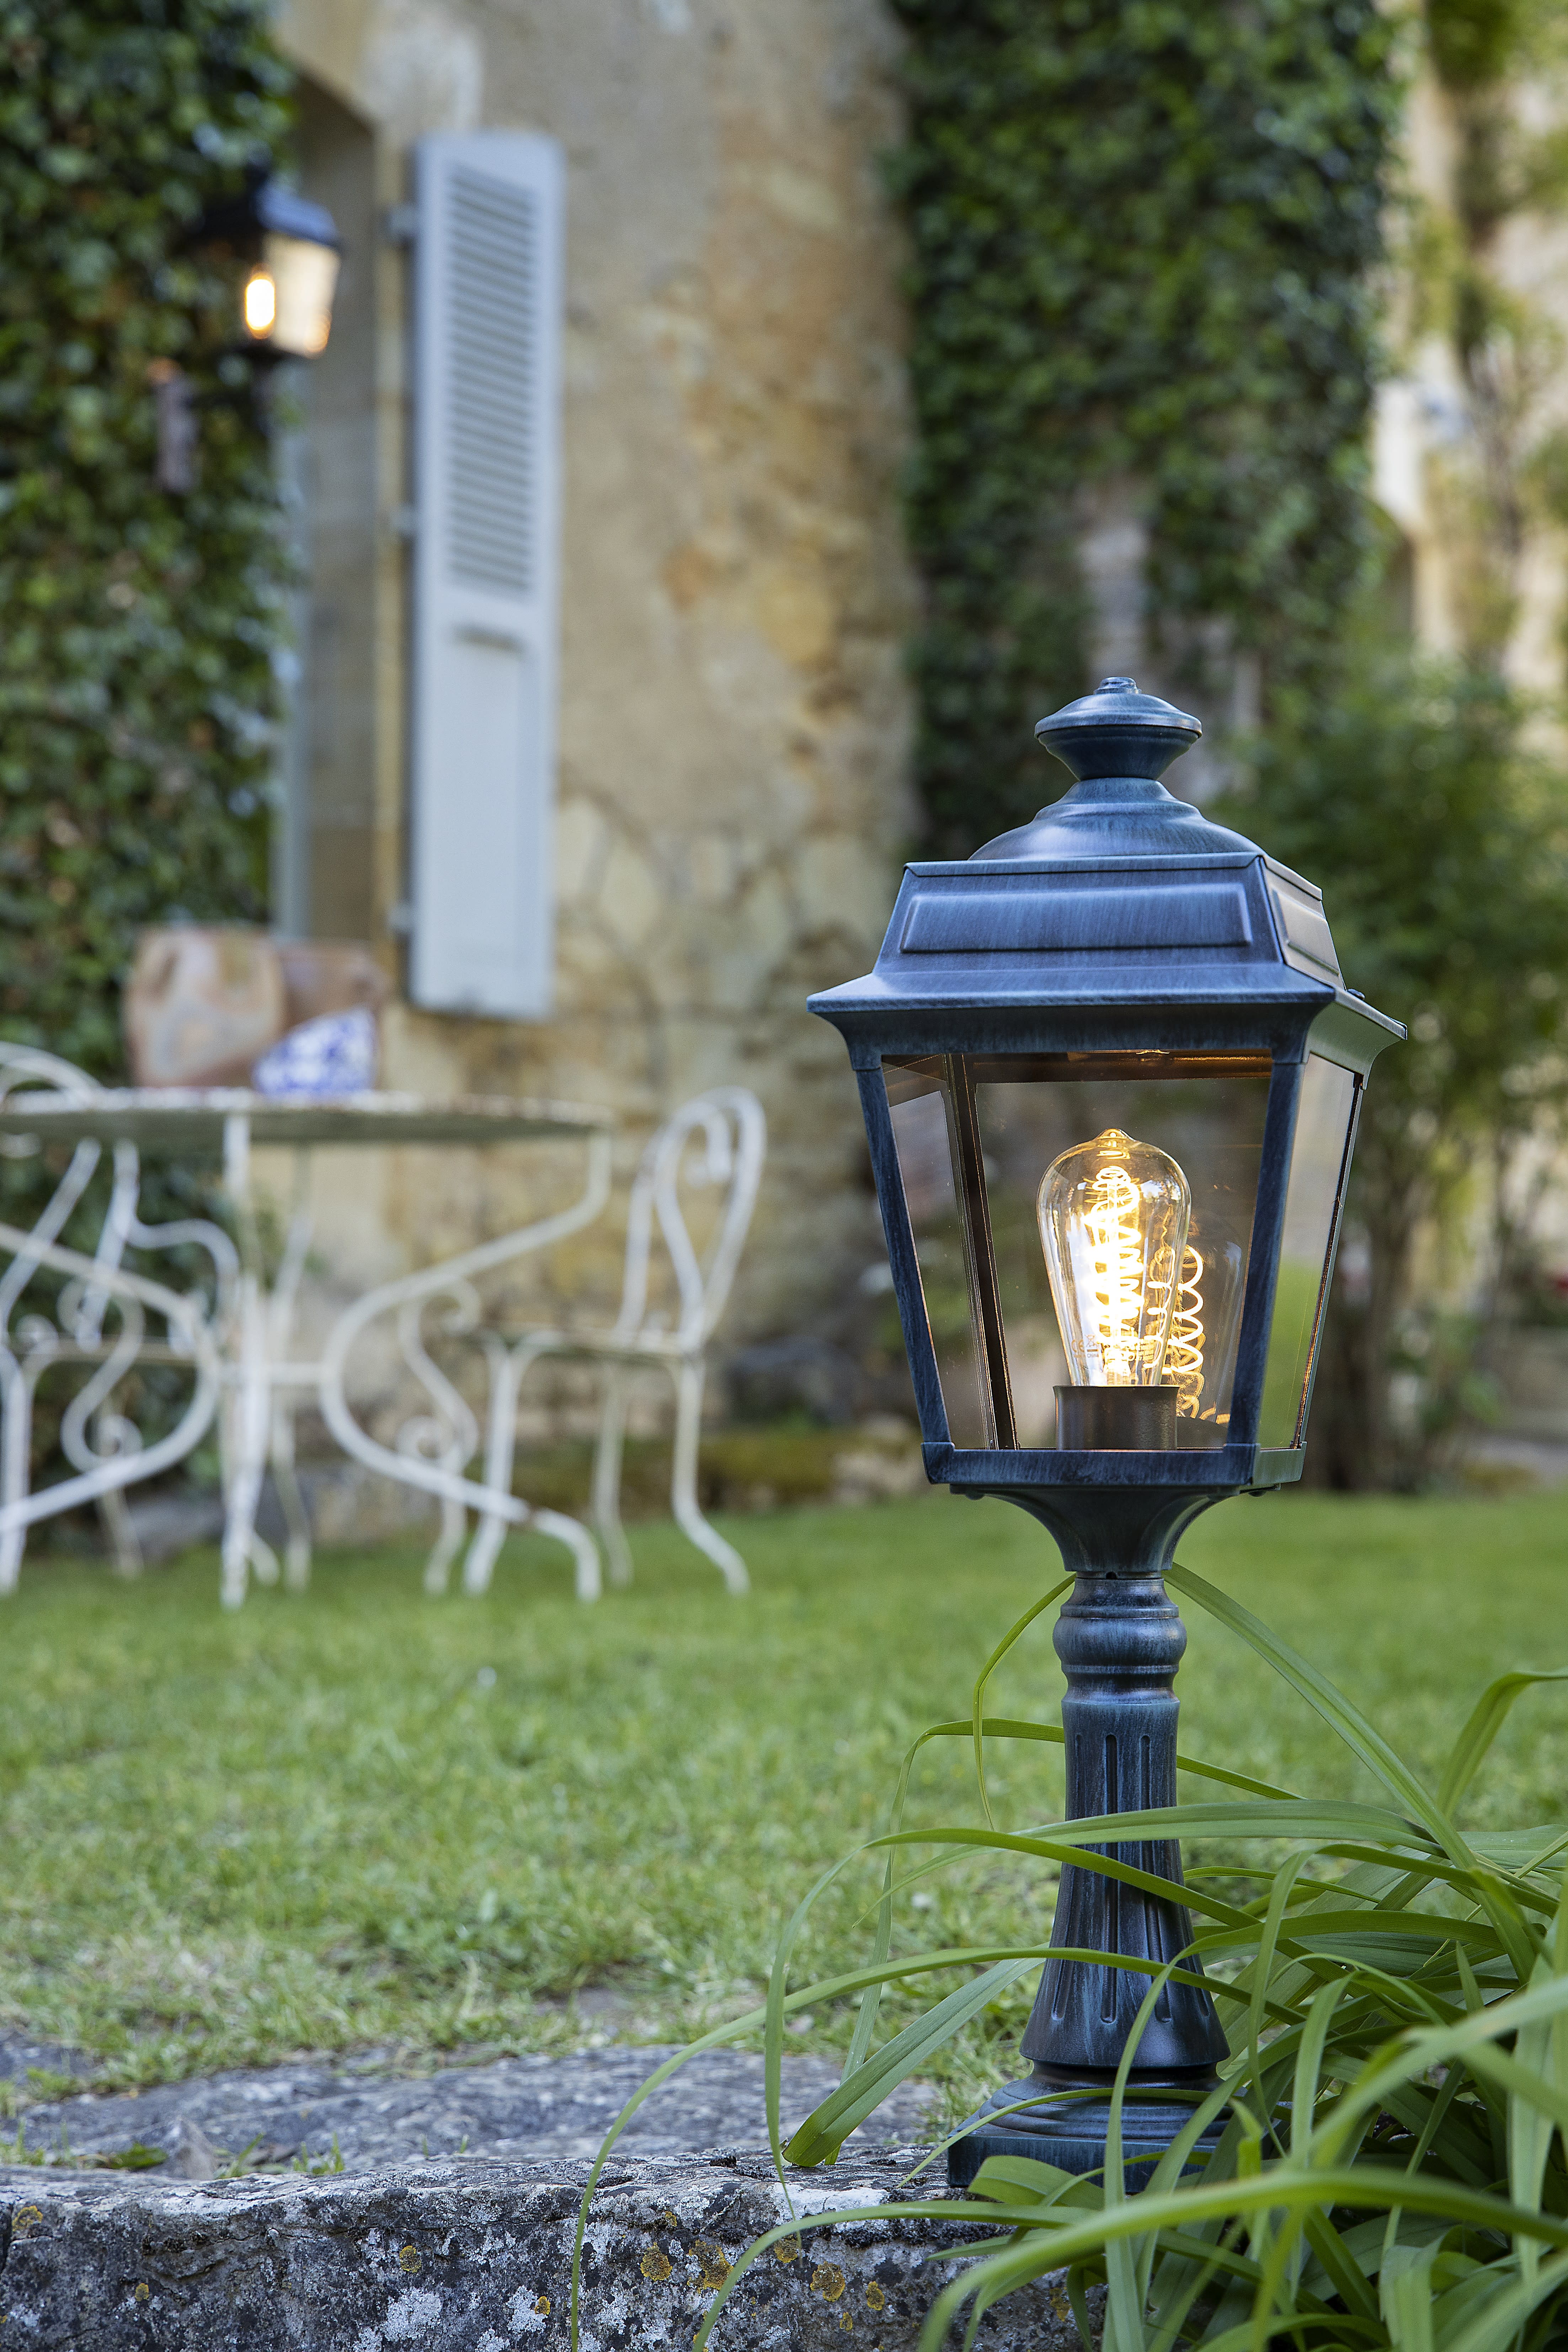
808;674;1403;2190
237;186;342;359
157;173;343;490
194;172;343;362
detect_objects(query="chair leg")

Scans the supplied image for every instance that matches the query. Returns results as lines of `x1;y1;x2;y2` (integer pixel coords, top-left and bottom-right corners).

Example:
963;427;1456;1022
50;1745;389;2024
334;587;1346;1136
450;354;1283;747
669;1357;748;1594
97;1486;143;1578
592;1366;635;1589
422;1490;468;1597
217;1301;241;1607
532;1506;602;1603
460;1513;507;1600
223;1505;280;1609
219;1387;252;1612
270;1400;312;1593
221;1277;275;1609
268;1170;313;1594
461;1342;524;1596
0;1356;33;1596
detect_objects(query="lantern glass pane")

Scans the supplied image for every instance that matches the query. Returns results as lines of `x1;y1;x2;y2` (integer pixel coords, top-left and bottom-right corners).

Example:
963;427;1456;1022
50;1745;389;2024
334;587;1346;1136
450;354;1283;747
883;1063;988;1446
883;1054;1270;1449
262;231;341;357
971;1060;1269;1447
1258;1055;1361;1448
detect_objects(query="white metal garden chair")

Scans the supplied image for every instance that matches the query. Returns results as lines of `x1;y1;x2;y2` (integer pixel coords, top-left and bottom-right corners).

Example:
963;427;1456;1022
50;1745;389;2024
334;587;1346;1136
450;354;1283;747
456;1086;766;1598
0;1043;229;1589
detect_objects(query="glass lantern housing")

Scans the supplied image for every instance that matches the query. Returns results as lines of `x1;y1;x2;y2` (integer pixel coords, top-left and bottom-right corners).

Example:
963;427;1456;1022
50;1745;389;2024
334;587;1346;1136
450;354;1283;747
243;230;341;358
241;185;342;359
198;177;343;363
810;677;1401;1511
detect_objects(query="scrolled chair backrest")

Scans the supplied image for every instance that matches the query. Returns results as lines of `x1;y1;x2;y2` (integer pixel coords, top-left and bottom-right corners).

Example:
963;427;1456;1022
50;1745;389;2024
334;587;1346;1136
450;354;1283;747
0;1044;112;1339
612;1087;767;1349
0;1042;238;1344
0;1039;105;1115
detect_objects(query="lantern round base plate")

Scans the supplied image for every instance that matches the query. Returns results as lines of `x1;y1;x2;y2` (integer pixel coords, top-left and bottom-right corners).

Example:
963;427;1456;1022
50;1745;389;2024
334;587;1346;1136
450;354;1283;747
1055;1385;1179;1450
946;2071;1225;2192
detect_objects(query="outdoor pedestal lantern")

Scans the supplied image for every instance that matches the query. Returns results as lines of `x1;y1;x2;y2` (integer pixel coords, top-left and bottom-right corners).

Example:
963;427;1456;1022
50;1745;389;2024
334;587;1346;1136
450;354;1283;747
807;676;1403;2188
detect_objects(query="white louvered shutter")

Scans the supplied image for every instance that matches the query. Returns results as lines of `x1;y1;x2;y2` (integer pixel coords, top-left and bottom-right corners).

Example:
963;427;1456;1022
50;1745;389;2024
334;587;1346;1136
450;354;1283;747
409;132;563;1018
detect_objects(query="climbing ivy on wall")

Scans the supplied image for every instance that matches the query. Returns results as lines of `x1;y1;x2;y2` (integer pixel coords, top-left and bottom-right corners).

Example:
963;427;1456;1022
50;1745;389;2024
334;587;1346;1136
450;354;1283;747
1409;0;1568;659
887;0;1403;855
0;0;292;1077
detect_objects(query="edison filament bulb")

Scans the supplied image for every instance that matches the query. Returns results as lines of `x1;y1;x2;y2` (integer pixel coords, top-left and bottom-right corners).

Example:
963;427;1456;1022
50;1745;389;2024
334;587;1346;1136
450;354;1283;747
1038;1127;1193;1388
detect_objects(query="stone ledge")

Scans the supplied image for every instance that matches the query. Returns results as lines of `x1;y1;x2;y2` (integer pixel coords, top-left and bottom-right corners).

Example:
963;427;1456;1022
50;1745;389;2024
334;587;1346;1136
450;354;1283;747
1;2045;934;2174
0;2146;1089;2352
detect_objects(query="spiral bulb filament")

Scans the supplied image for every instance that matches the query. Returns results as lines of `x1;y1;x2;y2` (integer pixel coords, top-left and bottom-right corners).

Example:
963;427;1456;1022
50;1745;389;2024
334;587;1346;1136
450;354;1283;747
1166;1244;1206;1417
1038;1127;1193;1390
1079;1164;1156;1382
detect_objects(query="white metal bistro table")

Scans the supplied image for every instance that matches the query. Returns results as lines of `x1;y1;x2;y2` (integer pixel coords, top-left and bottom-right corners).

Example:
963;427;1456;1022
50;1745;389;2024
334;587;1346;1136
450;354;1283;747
0;1083;614;1607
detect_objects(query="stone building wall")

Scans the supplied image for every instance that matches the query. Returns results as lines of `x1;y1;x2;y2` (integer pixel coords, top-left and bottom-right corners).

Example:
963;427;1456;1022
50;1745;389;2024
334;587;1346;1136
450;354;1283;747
268;0;917;1386
1370;59;1568;1391
1372;64;1568;693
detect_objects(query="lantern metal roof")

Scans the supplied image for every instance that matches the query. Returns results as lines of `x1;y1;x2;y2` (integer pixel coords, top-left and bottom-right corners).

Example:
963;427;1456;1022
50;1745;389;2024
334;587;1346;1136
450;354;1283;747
197;173;343;262
809;676;1402;1073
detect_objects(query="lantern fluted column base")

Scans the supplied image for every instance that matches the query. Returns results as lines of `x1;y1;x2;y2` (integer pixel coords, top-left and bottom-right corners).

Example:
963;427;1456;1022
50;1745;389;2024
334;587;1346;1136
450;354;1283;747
948;1487;1231;2191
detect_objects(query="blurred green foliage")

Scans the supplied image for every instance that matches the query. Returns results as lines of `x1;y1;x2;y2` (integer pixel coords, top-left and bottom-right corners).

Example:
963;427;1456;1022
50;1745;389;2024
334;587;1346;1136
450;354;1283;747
1226;655;1568;1482
1241;661;1568;1220
1425;0;1563;91
886;0;1402;854
0;0;292;1079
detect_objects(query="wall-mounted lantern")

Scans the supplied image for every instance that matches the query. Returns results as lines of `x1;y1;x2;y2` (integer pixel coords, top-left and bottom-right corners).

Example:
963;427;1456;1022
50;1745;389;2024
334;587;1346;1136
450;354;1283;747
809;676;1403;2188
234;180;343;361
154;176;342;491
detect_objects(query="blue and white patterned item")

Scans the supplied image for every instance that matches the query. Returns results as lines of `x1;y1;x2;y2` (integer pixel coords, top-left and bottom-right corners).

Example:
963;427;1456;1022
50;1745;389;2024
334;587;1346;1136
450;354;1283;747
251;1007;378;1098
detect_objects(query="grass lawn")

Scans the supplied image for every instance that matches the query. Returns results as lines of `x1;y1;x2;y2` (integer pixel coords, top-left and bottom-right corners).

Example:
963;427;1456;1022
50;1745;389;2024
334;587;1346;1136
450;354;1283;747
2;1485;1566;2112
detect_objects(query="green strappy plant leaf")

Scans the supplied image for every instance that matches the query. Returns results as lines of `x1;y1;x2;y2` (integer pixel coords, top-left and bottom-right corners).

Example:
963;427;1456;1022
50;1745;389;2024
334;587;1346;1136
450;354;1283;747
574;1566;1568;2352
1439;1670;1568;1813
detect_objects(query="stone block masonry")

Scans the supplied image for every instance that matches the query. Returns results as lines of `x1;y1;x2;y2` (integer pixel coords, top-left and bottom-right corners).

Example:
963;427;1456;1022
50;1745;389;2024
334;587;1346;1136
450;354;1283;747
0;2146;1091;2351
271;0;922;1374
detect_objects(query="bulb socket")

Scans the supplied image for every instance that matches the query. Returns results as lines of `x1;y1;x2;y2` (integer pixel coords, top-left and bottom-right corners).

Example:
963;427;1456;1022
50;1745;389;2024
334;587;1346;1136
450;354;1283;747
1056;1385;1178;1450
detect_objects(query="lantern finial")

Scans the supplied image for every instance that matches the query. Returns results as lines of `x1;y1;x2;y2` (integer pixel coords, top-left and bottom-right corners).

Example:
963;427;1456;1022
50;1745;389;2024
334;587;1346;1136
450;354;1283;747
971;674;1231;859
1034;674;1202;783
